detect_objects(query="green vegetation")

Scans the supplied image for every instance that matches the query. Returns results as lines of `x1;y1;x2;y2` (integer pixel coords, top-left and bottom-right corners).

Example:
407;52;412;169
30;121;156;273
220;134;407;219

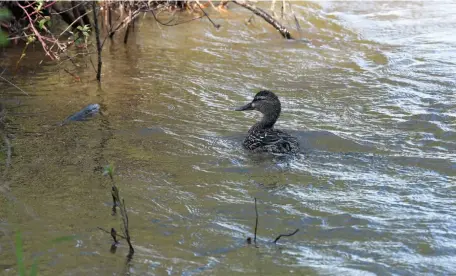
103;164;135;258
0;8;10;46
15;231;77;276
15;232;27;276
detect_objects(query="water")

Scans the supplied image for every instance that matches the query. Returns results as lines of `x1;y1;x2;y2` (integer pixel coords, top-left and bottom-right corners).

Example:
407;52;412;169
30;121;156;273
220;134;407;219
1;2;456;275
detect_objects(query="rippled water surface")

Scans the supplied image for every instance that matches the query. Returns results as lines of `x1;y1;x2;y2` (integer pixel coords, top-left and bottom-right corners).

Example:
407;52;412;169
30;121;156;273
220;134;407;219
1;1;456;275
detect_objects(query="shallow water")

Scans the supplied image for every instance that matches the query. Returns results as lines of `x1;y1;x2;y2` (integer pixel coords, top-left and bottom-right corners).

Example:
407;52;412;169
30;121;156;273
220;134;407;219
1;1;456;275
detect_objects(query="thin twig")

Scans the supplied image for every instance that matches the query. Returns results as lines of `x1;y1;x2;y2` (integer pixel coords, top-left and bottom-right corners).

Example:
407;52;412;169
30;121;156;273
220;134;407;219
124;10;132;44
89;57;97;75
150;8;205;27
63;68;80;81
92;2;102;82
112;185;134;256
57;9;93;37
289;2;302;37
2;133;12;177
0;75;29;96
97;227;127;240
273;228;299;244
111;186;117;214
111;228;118;244
247;14;255;24
122;198;134;256
254;197;258;246
25;1;57;18
50;1;84;15
197;3;220;29
108;4;112;32
17;2;56;59
102;9;141;48
232;0;293;39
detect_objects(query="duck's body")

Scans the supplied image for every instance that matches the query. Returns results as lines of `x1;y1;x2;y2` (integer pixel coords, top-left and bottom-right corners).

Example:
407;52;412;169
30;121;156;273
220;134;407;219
236;90;299;154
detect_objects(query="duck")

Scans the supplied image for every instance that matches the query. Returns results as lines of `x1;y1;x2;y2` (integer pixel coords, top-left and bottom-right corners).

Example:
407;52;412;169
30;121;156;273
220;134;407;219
235;90;299;154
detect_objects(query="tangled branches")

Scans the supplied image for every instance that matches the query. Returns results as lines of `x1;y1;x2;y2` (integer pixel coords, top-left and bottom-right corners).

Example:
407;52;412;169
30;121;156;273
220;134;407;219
0;1;300;77
0;1;94;60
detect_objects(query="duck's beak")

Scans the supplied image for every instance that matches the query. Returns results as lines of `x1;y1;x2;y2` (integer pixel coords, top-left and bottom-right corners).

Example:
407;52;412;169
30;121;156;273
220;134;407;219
235;102;254;111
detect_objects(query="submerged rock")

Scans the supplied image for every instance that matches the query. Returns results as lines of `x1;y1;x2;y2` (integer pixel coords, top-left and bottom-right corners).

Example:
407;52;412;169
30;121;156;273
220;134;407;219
61;103;100;126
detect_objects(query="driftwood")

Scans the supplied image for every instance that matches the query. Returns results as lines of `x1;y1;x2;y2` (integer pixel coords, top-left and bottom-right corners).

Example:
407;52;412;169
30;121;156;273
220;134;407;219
232;0;293;39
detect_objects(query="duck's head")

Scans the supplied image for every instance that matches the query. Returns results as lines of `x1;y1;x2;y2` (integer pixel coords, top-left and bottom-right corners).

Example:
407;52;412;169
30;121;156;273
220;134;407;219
235;90;281;115
235;90;281;130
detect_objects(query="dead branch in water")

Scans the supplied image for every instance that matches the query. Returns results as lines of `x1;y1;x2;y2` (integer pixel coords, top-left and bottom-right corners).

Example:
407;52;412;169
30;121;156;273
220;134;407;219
246;197;300;246
123;10;132;44
254;197;258;245
102;9;142;48
112;186;135;257
102;165;135;258
92;2;102;82
273;228;299;244
246;197;259;246
197;4;220;29
97;226;127;241
232;0;293;39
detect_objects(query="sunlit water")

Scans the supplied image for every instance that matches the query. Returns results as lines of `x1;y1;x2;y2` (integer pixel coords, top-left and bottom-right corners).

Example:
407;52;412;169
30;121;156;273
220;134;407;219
1;1;456;275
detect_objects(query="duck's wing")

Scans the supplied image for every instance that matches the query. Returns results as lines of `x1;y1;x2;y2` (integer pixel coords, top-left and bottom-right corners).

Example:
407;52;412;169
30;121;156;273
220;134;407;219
244;129;299;153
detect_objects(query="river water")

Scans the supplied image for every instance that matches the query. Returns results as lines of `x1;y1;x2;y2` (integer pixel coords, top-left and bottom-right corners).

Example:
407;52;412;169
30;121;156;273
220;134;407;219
1;1;456;275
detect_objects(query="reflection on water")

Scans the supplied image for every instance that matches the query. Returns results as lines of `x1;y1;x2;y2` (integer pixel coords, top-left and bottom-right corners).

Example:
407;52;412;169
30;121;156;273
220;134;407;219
1;1;456;275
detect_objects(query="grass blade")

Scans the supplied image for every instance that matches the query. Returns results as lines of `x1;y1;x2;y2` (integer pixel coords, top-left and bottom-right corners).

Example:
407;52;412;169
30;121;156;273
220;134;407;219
29;258;38;276
15;232;26;276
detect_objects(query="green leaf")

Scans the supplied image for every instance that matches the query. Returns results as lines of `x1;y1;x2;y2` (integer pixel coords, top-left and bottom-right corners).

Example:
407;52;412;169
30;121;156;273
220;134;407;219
38;19;47;30
103;164;115;179
29;258;38;276
36;0;44;11
15;232;26;276
26;35;36;44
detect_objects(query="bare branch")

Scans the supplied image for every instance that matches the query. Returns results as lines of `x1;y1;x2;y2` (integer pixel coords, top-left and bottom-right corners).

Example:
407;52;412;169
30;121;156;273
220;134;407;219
232;0;293;39
17;2;57;59
273;228;299;244
254;197;258;246
92;2;102;81
0;75;29;96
